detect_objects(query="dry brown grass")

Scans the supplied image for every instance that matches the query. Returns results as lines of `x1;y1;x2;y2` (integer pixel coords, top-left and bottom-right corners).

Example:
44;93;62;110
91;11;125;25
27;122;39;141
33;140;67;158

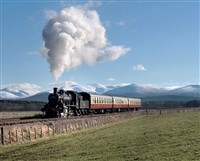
0;111;42;119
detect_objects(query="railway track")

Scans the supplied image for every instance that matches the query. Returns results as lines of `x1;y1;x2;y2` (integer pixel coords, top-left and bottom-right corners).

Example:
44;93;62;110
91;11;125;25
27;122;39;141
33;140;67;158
0;118;54;126
0;111;140;126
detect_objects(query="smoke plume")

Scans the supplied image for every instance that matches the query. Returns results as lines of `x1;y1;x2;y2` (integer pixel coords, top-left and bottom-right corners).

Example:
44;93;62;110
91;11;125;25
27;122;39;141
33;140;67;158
41;5;130;80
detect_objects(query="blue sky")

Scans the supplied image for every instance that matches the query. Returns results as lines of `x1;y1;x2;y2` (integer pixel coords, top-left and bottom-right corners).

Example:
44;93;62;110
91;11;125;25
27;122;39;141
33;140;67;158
1;0;199;91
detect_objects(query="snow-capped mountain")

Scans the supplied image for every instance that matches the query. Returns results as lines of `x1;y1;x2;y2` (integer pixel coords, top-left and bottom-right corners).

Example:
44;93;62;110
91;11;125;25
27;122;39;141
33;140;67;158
0;82;199;102
0;91;19;99
104;84;165;97
170;85;200;97
21;91;51;102
49;81;124;94
104;84;200;98
0;82;121;100
0;87;40;99
0;88;30;98
22;82;129;102
0;83;41;99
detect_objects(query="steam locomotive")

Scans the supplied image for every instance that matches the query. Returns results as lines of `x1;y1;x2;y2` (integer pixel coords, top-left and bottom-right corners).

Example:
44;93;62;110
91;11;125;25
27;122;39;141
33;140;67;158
41;88;141;118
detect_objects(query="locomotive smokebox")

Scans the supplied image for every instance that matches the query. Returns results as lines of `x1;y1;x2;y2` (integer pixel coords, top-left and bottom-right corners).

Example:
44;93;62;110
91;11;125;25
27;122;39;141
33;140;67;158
53;87;57;95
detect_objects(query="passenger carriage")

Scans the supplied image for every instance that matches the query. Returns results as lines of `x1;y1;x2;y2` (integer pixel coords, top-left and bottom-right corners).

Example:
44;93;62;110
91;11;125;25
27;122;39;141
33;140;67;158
79;92;113;113
128;98;142;110
112;96;129;109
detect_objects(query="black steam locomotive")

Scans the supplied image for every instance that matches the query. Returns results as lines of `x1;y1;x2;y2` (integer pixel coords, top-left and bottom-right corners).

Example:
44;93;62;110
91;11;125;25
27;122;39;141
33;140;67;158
41;88;89;118
42;88;141;118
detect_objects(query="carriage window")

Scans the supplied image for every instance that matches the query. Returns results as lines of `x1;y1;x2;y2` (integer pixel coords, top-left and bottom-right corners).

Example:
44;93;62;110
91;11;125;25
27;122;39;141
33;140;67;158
93;97;96;104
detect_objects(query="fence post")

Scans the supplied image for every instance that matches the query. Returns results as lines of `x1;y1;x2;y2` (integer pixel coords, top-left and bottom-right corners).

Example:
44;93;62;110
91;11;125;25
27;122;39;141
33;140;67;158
1;127;4;145
48;126;50;136
65;124;68;133
28;128;31;141
21;129;24;141
62;124;64;134
53;125;55;136
8;130;11;144
16;129;18;143
34;128;37;140
41;128;43;138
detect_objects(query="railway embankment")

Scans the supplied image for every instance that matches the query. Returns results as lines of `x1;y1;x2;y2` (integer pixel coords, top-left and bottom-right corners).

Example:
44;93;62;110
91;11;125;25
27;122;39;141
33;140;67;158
0;108;199;145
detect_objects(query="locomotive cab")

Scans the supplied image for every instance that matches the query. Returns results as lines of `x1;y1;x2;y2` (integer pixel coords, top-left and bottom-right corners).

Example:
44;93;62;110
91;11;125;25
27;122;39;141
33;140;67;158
79;92;90;114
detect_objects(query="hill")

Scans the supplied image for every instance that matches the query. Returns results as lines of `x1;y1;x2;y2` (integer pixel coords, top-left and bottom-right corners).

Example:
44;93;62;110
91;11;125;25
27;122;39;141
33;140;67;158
21;92;50;102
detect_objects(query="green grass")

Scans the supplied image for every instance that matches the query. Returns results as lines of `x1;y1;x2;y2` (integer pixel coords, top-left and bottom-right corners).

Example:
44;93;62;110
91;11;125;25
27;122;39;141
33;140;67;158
0;111;200;161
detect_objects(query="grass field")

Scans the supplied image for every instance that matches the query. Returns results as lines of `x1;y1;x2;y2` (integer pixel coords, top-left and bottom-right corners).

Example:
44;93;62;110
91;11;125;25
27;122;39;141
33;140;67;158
0;111;42;119
0;111;200;161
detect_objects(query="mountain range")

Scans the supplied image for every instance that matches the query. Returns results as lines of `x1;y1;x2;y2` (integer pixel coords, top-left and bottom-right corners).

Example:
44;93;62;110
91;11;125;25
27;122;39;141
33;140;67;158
0;83;199;102
104;84;200;102
0;87;40;99
105;84;200;97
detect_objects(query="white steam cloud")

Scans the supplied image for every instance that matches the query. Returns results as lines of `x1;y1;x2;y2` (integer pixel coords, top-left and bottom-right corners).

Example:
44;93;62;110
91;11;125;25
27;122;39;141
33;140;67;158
41;5;130;80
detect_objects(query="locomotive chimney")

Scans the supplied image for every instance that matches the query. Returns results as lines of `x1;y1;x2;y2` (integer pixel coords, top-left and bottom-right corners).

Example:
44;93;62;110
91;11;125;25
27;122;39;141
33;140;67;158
53;87;57;95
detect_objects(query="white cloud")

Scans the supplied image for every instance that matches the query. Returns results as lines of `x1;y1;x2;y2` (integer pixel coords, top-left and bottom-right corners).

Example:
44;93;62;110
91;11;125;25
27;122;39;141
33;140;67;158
133;64;146;71
41;4;130;80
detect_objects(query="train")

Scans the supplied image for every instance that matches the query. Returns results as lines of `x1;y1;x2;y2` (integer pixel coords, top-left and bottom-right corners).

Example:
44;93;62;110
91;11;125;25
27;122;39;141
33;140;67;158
41;88;142;118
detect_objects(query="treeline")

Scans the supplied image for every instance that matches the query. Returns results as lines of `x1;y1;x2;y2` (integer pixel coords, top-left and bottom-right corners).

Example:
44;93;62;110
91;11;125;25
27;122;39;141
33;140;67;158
0;100;45;111
0;100;199;111
142;100;200;109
